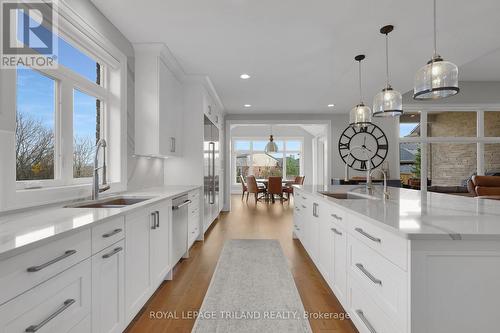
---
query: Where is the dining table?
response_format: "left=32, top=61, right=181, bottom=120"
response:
left=256, top=179, right=295, bottom=187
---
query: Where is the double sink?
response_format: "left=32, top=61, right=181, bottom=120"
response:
left=65, top=196, right=153, bottom=209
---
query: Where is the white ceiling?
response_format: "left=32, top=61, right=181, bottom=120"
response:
left=230, top=124, right=327, bottom=137
left=92, top=0, right=500, bottom=114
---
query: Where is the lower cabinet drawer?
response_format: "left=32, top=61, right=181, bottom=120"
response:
left=0, top=258, right=91, bottom=333
left=348, top=235, right=408, bottom=329
left=91, top=217, right=125, bottom=255
left=348, top=276, right=400, bottom=333
left=348, top=213, right=408, bottom=270
left=0, top=229, right=91, bottom=305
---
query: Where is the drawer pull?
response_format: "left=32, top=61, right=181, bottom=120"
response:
left=356, top=263, right=382, bottom=285
left=27, top=250, right=77, bottom=272
left=355, top=310, right=377, bottom=333
left=331, top=228, right=342, bottom=235
left=102, top=228, right=122, bottom=238
left=301, top=196, right=307, bottom=200
left=355, top=228, right=381, bottom=243
left=301, top=204, right=306, bottom=209
left=25, top=298, right=75, bottom=332
left=331, top=213, right=342, bottom=220
left=102, top=246, right=123, bottom=259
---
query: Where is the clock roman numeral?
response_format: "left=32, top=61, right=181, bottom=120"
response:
left=360, top=160, right=367, bottom=170
left=378, top=144, right=388, bottom=150
left=339, top=143, right=349, bottom=150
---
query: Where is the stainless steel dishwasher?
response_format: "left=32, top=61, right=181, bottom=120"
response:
left=172, top=195, right=191, bottom=265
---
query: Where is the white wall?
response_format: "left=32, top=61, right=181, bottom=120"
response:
left=229, top=125, right=315, bottom=192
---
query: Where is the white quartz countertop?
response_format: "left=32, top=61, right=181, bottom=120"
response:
left=0, top=185, right=201, bottom=259
left=295, top=185, right=500, bottom=240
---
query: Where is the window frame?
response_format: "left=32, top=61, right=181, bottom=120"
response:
left=0, top=1, right=128, bottom=211
left=399, top=109, right=500, bottom=188
left=232, top=137, right=304, bottom=185
left=15, top=41, right=108, bottom=189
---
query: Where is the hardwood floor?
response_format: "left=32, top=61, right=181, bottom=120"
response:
left=125, top=195, right=358, bottom=333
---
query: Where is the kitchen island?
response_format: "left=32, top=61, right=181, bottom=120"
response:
left=293, top=185, right=500, bottom=333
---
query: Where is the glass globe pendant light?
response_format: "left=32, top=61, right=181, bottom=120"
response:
left=373, top=25, right=403, bottom=117
left=413, top=0, right=459, bottom=100
left=349, top=55, right=372, bottom=129
left=265, top=125, right=278, bottom=153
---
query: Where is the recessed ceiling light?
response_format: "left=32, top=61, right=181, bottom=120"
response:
left=244, top=104, right=252, bottom=108
left=240, top=74, right=251, bottom=79
left=327, top=104, right=335, bottom=108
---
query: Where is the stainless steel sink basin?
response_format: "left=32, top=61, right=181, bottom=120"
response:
left=320, top=192, right=364, bottom=199
left=65, top=196, right=153, bottom=209
left=319, top=192, right=380, bottom=200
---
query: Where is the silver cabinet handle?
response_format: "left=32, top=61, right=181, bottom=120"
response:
left=25, top=299, right=75, bottom=332
left=331, top=228, right=342, bottom=235
left=355, top=309, right=377, bottom=333
left=155, top=211, right=160, bottom=228
left=170, top=137, right=176, bottom=152
left=173, top=199, right=192, bottom=210
left=301, top=204, right=306, bottom=209
left=151, top=211, right=157, bottom=230
left=27, top=250, right=77, bottom=272
left=102, top=228, right=122, bottom=238
left=102, top=246, right=123, bottom=259
left=331, top=213, right=342, bottom=220
left=355, top=228, right=381, bottom=243
left=301, top=196, right=307, bottom=200
left=356, top=263, right=382, bottom=285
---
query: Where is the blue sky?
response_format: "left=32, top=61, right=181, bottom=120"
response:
left=400, top=123, right=419, bottom=137
left=17, top=32, right=99, bottom=140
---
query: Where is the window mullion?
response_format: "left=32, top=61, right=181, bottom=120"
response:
left=59, top=80, right=74, bottom=185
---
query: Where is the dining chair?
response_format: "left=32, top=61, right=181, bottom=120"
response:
left=239, top=175, right=248, bottom=200
left=268, top=176, right=283, bottom=203
left=246, top=175, right=267, bottom=203
left=282, top=176, right=305, bottom=200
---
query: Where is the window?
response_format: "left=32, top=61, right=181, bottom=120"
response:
left=15, top=31, right=108, bottom=188
left=233, top=139, right=303, bottom=184
left=16, top=68, right=56, bottom=181
left=73, top=90, right=101, bottom=178
left=399, top=110, right=500, bottom=192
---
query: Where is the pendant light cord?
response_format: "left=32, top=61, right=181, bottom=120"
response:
left=358, top=61, right=363, bottom=103
left=433, top=0, right=437, bottom=58
left=385, top=33, right=390, bottom=88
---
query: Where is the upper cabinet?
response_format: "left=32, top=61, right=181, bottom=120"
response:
left=134, top=44, right=183, bottom=157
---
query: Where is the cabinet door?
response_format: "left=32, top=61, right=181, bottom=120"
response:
left=149, top=201, right=171, bottom=288
left=318, top=212, right=332, bottom=281
left=124, top=210, right=151, bottom=321
left=331, top=223, right=347, bottom=304
left=159, top=58, right=182, bottom=157
left=92, top=240, right=125, bottom=333
left=309, top=202, right=321, bottom=263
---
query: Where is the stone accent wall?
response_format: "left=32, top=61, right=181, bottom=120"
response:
left=484, top=112, right=500, bottom=174
left=427, top=112, right=500, bottom=186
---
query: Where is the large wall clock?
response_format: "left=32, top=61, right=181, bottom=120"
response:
left=338, top=123, right=388, bottom=171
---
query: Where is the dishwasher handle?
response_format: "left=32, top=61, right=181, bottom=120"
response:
left=172, top=199, right=192, bottom=210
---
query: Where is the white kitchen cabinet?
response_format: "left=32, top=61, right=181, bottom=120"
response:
left=149, top=201, right=172, bottom=289
left=188, top=193, right=200, bottom=248
left=330, top=221, right=347, bottom=306
left=124, top=209, right=151, bottom=321
left=92, top=240, right=125, bottom=333
left=0, top=259, right=91, bottom=333
left=318, top=202, right=332, bottom=278
left=125, top=200, right=172, bottom=321
left=134, top=43, right=183, bottom=157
